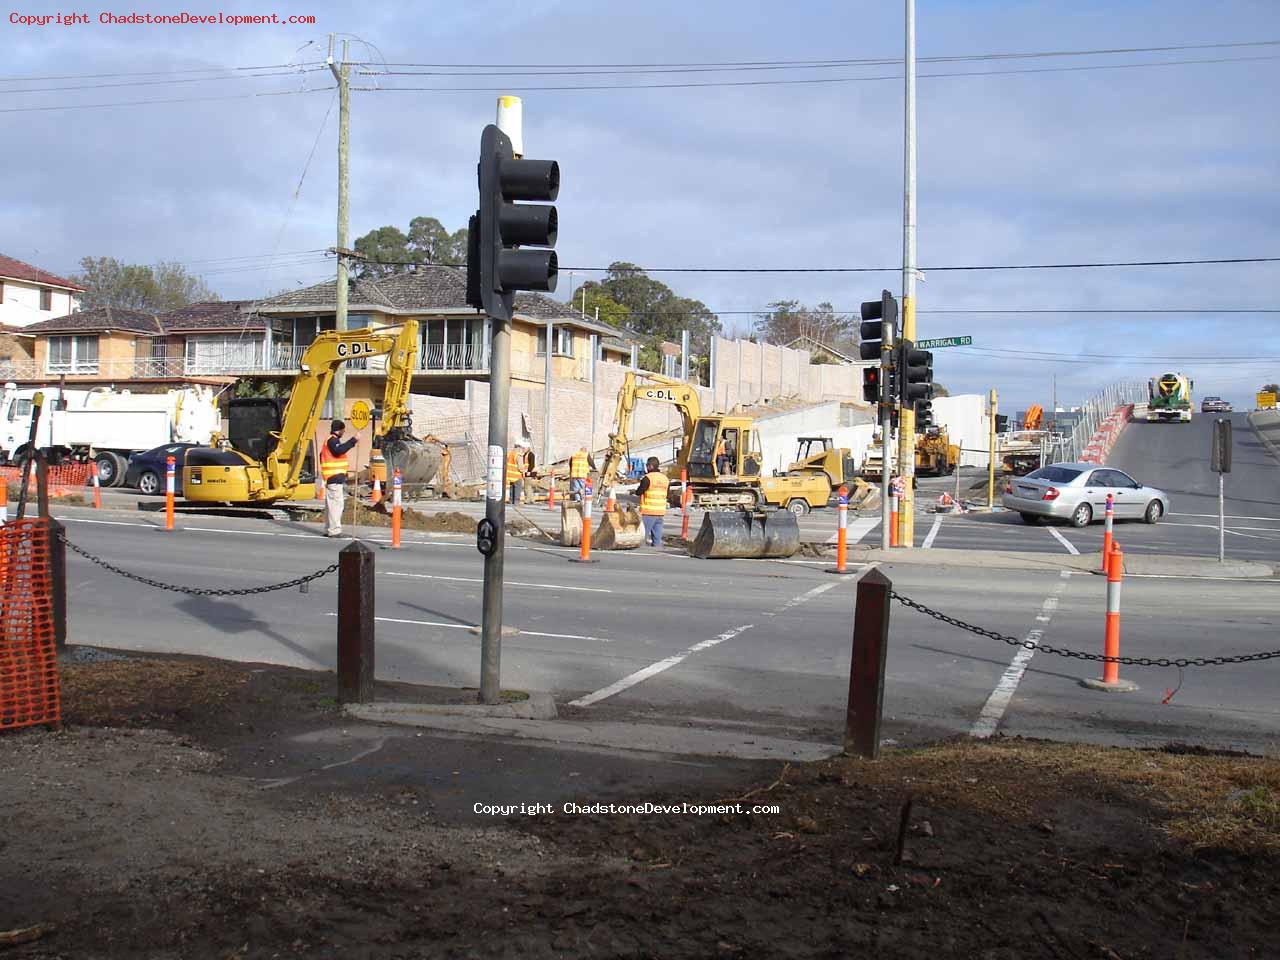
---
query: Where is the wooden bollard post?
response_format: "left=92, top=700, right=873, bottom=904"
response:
left=845, top=567, right=891, bottom=759
left=47, top=516, right=67, bottom=652
left=337, top=540, right=375, bottom=703
left=35, top=453, right=50, bottom=519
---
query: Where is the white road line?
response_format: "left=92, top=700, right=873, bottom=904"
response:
left=385, top=571, right=612, bottom=594
left=922, top=516, right=942, bottom=549
left=971, top=570, right=1072, bottom=739
left=568, top=623, right=755, bottom=708
left=1172, top=512, right=1280, bottom=522
left=1047, top=527, right=1079, bottom=555
left=848, top=517, right=881, bottom=544
left=1161, top=522, right=1280, bottom=542
left=62, top=517, right=151, bottom=528
left=767, top=580, right=841, bottom=617
left=324, top=612, right=613, bottom=642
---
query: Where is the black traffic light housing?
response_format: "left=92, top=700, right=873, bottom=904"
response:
left=897, top=338, right=934, bottom=407
left=915, top=399, right=934, bottom=432
left=466, top=124, right=559, bottom=322
left=859, top=289, right=899, bottom=407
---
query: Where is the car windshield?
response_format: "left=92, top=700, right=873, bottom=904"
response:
left=1026, top=466, right=1083, bottom=483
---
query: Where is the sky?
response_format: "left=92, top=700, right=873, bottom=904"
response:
left=3, top=0, right=1278, bottom=410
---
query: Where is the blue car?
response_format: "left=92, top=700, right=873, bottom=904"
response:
left=125, top=443, right=198, bottom=496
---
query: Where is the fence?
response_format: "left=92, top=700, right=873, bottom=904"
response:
left=0, top=518, right=60, bottom=731
left=1058, top=382, right=1146, bottom=463
left=1, top=462, right=91, bottom=495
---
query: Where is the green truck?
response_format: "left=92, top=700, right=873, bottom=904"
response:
left=1147, top=372, right=1193, bottom=422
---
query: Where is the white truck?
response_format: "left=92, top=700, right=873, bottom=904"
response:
left=0, top=383, right=221, bottom=486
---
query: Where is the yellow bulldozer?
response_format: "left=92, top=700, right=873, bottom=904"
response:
left=183, top=321, right=444, bottom=504
left=573, top=371, right=802, bottom=558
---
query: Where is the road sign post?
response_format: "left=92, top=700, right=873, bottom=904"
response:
left=1211, top=418, right=1232, bottom=562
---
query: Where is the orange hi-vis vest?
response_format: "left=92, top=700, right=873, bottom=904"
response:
left=320, top=434, right=348, bottom=480
left=570, top=450, right=590, bottom=479
left=640, top=471, right=670, bottom=516
left=506, top=450, right=522, bottom=484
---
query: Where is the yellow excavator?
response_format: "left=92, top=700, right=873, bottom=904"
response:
left=183, top=322, right=442, bottom=504
left=584, top=370, right=801, bottom=558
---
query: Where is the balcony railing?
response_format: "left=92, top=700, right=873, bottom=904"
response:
left=421, top=343, right=485, bottom=371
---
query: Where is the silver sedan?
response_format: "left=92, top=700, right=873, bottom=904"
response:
left=1002, top=462, right=1170, bottom=527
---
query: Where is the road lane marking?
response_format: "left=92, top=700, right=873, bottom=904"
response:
left=1047, top=527, right=1079, bottom=555
left=567, top=624, right=755, bottom=707
left=570, top=577, right=854, bottom=707
left=829, top=517, right=881, bottom=545
left=1172, top=512, right=1280, bottom=522
left=385, top=571, right=612, bottom=594
left=62, top=517, right=152, bottom=528
left=971, top=570, right=1072, bottom=739
left=324, top=612, right=613, bottom=643
left=922, top=516, right=942, bottom=549
left=1161, top=522, right=1280, bottom=541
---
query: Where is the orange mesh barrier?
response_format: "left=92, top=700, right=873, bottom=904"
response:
left=0, top=462, right=92, bottom=495
left=0, top=518, right=61, bottom=732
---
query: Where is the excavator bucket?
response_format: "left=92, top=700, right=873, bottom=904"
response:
left=592, top=506, right=644, bottom=550
left=381, top=438, right=443, bottom=487
left=689, top=510, right=802, bottom=560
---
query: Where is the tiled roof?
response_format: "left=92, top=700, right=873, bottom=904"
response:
left=19, top=306, right=162, bottom=336
left=156, top=300, right=260, bottom=332
left=256, top=265, right=626, bottom=336
left=0, top=255, right=84, bottom=291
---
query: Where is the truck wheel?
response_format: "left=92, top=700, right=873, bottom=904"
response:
left=786, top=498, right=810, bottom=516
left=95, top=451, right=121, bottom=487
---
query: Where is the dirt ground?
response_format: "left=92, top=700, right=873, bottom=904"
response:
left=2, top=651, right=1277, bottom=959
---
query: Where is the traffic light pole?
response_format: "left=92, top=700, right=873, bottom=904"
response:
left=479, top=316, right=510, bottom=704
left=879, top=337, right=892, bottom=552
left=897, top=0, right=918, bottom=548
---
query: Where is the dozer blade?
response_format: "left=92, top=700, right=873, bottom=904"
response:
left=560, top=502, right=583, bottom=547
left=592, top=506, right=644, bottom=550
left=689, top=510, right=801, bottom=560
left=381, top=438, right=443, bottom=487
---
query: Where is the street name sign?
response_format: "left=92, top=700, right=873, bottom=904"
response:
left=916, top=336, right=972, bottom=349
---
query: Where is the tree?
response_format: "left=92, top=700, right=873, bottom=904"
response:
left=570, top=262, right=721, bottom=368
left=754, top=300, right=854, bottom=354
left=932, top=383, right=950, bottom=398
left=353, top=217, right=469, bottom=277
left=1262, top=383, right=1279, bottom=395
left=73, top=257, right=218, bottom=312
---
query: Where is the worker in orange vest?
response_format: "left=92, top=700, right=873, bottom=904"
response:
left=569, top=445, right=595, bottom=501
left=319, top=419, right=357, bottom=537
left=506, top=446, right=524, bottom=505
left=635, top=456, right=670, bottom=548
left=713, top=435, right=730, bottom=476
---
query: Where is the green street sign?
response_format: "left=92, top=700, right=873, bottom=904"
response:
left=917, top=335, right=972, bottom=349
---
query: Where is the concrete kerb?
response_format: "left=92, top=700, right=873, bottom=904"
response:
left=846, top=545, right=1274, bottom=579
left=1248, top=410, right=1280, bottom=463
left=346, top=691, right=558, bottom=723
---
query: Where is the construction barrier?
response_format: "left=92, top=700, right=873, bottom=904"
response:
left=165, top=456, right=176, bottom=532
left=391, top=469, right=402, bottom=549
left=1101, top=493, right=1114, bottom=570
left=680, top=468, right=691, bottom=541
left=371, top=474, right=382, bottom=506
left=827, top=485, right=854, bottom=576
left=0, top=462, right=91, bottom=497
left=572, top=487, right=598, bottom=564
left=91, top=461, right=102, bottom=509
left=0, top=518, right=61, bottom=732
left=1080, top=542, right=1138, bottom=693
left=890, top=494, right=900, bottom=548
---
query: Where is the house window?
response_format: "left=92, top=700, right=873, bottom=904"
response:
left=184, top=334, right=261, bottom=373
left=40, top=289, right=52, bottom=311
left=47, top=335, right=99, bottom=374
left=535, top=326, right=574, bottom=357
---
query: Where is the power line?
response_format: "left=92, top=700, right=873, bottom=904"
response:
left=0, top=86, right=332, bottom=114
left=358, top=39, right=1280, bottom=71
left=1, top=65, right=327, bottom=96
left=357, top=53, right=1280, bottom=93
left=0, top=60, right=326, bottom=82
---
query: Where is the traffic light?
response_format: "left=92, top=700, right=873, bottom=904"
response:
left=915, top=399, right=934, bottom=432
left=466, top=124, right=559, bottom=322
left=862, top=366, right=881, bottom=403
left=897, top=338, right=934, bottom=407
left=860, top=289, right=899, bottom=408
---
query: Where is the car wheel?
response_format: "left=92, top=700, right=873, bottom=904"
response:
left=786, top=498, right=810, bottom=516
left=138, top=470, right=161, bottom=496
left=95, top=452, right=120, bottom=486
left=1144, top=500, right=1163, bottom=525
left=1071, top=502, right=1093, bottom=528
left=1019, top=512, right=1041, bottom=525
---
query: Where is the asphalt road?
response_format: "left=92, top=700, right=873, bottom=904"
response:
left=54, top=506, right=1280, bottom=754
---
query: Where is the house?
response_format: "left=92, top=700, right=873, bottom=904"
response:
left=0, top=255, right=84, bottom=330
left=784, top=335, right=857, bottom=365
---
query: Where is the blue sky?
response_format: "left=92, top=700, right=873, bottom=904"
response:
left=3, top=0, right=1278, bottom=409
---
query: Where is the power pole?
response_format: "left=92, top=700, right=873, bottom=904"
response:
left=987, top=388, right=998, bottom=507
left=897, top=0, right=919, bottom=547
left=328, top=35, right=351, bottom=419
left=543, top=318, right=553, bottom=467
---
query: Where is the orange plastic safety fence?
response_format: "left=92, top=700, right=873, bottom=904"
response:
left=0, top=462, right=92, bottom=494
left=0, top=518, right=61, bottom=732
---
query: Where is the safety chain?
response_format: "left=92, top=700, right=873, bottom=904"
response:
left=889, top=590, right=1280, bottom=669
left=59, top=533, right=340, bottom=598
